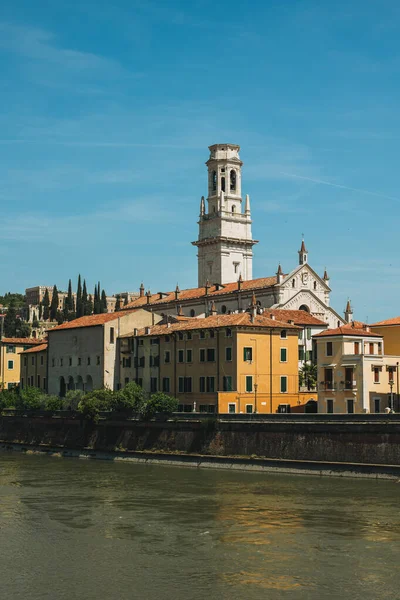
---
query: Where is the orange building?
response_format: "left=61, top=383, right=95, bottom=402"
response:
left=0, top=337, right=45, bottom=390
left=120, top=306, right=301, bottom=414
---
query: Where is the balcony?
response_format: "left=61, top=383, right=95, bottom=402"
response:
left=319, top=381, right=335, bottom=392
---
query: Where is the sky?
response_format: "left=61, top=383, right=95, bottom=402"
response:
left=0, top=0, right=399, bottom=322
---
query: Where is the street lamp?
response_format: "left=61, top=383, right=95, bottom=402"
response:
left=254, top=383, right=258, bottom=414
left=389, top=380, right=394, bottom=411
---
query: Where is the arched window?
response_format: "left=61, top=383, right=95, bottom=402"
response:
left=292, top=279, right=295, bottom=288
left=221, top=177, right=225, bottom=192
left=299, top=304, right=310, bottom=313
left=190, top=309, right=195, bottom=317
left=212, top=171, right=217, bottom=191
left=231, top=205, right=236, bottom=213
left=230, top=170, right=236, bottom=191
left=221, top=305, right=227, bottom=314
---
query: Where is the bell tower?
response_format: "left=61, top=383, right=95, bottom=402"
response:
left=192, top=144, right=257, bottom=287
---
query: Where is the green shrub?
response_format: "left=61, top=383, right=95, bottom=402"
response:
left=112, top=382, right=146, bottom=413
left=140, top=393, right=178, bottom=421
left=0, top=389, right=19, bottom=410
left=18, top=387, right=44, bottom=410
left=43, top=395, right=63, bottom=411
left=77, top=387, right=114, bottom=421
left=63, top=389, right=85, bottom=411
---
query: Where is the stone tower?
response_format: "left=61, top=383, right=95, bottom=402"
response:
left=192, top=144, right=257, bottom=287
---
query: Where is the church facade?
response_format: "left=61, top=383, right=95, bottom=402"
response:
left=124, top=143, right=345, bottom=330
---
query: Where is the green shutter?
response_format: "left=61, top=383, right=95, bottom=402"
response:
left=246, top=376, right=253, bottom=392
left=280, top=377, right=287, bottom=393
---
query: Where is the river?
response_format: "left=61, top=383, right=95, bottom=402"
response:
left=0, top=453, right=399, bottom=600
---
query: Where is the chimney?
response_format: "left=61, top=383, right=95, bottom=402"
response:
left=133, top=328, right=138, bottom=336
left=210, top=301, right=217, bottom=316
left=167, top=322, right=171, bottom=328
left=238, top=273, right=243, bottom=291
left=177, top=305, right=183, bottom=316
left=139, top=283, right=145, bottom=298
left=251, top=292, right=257, bottom=320
left=288, top=320, right=294, bottom=325
left=205, top=279, right=210, bottom=296
left=270, top=313, right=276, bottom=320
left=175, top=284, right=180, bottom=300
left=146, top=290, right=151, bottom=304
left=145, top=326, right=151, bottom=335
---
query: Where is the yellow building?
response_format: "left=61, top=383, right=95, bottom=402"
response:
left=314, top=324, right=400, bottom=413
left=370, top=317, right=400, bottom=355
left=20, top=343, right=48, bottom=392
left=120, top=310, right=301, bottom=414
left=0, top=337, right=45, bottom=390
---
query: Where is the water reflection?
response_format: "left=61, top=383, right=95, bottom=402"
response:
left=0, top=453, right=400, bottom=600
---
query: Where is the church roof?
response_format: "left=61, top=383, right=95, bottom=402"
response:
left=370, top=316, right=400, bottom=327
left=267, top=309, right=326, bottom=326
left=122, top=276, right=279, bottom=310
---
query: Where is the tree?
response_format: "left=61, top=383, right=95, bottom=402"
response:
left=86, top=294, right=94, bottom=315
left=32, top=311, right=39, bottom=329
left=3, top=299, right=18, bottom=337
left=93, top=284, right=100, bottom=315
left=16, top=320, right=31, bottom=338
left=76, top=275, right=83, bottom=318
left=50, top=285, right=59, bottom=321
left=38, top=302, right=43, bottom=320
left=42, top=289, right=50, bottom=321
left=100, top=289, right=107, bottom=313
left=123, top=295, right=129, bottom=307
left=56, top=310, right=64, bottom=325
left=66, top=279, right=74, bottom=312
left=82, top=279, right=89, bottom=316
left=140, top=393, right=178, bottom=421
left=299, top=363, right=318, bottom=391
left=112, top=382, right=146, bottom=413
left=114, top=295, right=121, bottom=312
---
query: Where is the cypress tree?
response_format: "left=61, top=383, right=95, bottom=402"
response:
left=3, top=299, right=17, bottom=337
left=82, top=280, right=88, bottom=316
left=76, top=275, right=83, bottom=318
left=50, top=285, right=59, bottom=321
left=114, top=295, right=121, bottom=312
left=93, top=285, right=99, bottom=315
left=101, top=290, right=107, bottom=313
left=86, top=294, right=94, bottom=315
left=42, top=289, right=50, bottom=321
left=66, top=279, right=74, bottom=311
left=123, top=295, right=129, bottom=307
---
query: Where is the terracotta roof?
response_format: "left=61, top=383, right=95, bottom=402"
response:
left=122, top=276, right=279, bottom=310
left=314, top=325, right=381, bottom=338
left=48, top=310, right=140, bottom=332
left=133, top=313, right=300, bottom=337
left=21, top=343, right=48, bottom=354
left=267, top=309, right=326, bottom=326
left=1, top=337, right=44, bottom=345
left=370, top=316, right=400, bottom=327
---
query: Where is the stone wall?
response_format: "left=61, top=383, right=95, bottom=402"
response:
left=1, top=416, right=400, bottom=466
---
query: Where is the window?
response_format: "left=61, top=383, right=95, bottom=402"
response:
left=223, top=376, right=233, bottom=391
left=187, top=332, right=192, bottom=340
left=199, top=404, right=208, bottom=413
left=78, top=357, right=81, bottom=366
left=354, top=342, right=360, bottom=355
left=179, top=377, right=192, bottom=393
left=200, top=330, right=206, bottom=339
left=292, top=279, right=295, bottom=288
left=60, top=358, right=63, bottom=367
left=345, top=368, right=353, bottom=389
left=150, top=378, right=158, bottom=393
left=374, top=367, right=380, bottom=383
left=228, top=403, right=236, bottom=414
left=199, top=349, right=205, bottom=362
left=388, top=367, right=395, bottom=382
left=313, top=281, right=317, bottom=290
left=230, top=169, right=236, bottom=191
left=326, top=341, right=333, bottom=356
left=165, top=335, right=170, bottom=343
left=245, top=376, right=253, bottom=392
left=136, top=378, right=143, bottom=387
left=307, top=328, right=311, bottom=340
left=164, top=351, right=171, bottom=364
left=206, top=377, right=215, bottom=393
left=347, top=399, right=354, bottom=414
left=110, top=327, right=115, bottom=344
left=138, top=339, right=144, bottom=346
left=186, top=349, right=192, bottom=363
left=226, top=328, right=232, bottom=337
left=298, top=346, right=304, bottom=361
left=280, top=330, right=287, bottom=339
left=327, top=399, right=334, bottom=414
left=52, top=358, right=55, bottom=367
left=374, top=398, right=380, bottom=413
left=122, top=357, right=132, bottom=368
left=199, top=377, right=205, bottom=393
left=212, top=170, right=217, bottom=191
left=207, top=348, right=215, bottom=362
left=280, top=348, right=287, bottom=362
left=7, top=360, right=13, bottom=370
left=190, top=310, right=195, bottom=317
left=87, top=357, right=91, bottom=366
left=280, top=376, right=288, bottom=393
left=298, top=331, right=303, bottom=340
left=162, top=377, right=170, bottom=393
left=96, top=356, right=100, bottom=365
left=243, top=347, right=253, bottom=361
left=225, top=347, right=232, bottom=361
left=221, top=305, right=227, bottom=314
left=178, top=350, right=184, bottom=363
left=6, top=345, right=15, bottom=354
left=209, top=330, right=215, bottom=338
left=23, top=357, right=27, bottom=367
left=369, top=343, right=374, bottom=355
left=221, top=176, right=225, bottom=192
left=150, top=338, right=160, bottom=345
left=324, top=368, right=333, bottom=390
left=178, top=332, right=184, bottom=341
left=125, top=377, right=129, bottom=385
left=378, top=342, right=382, bottom=355
left=246, top=404, right=253, bottom=414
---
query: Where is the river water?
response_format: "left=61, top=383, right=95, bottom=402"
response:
left=0, top=454, right=400, bottom=600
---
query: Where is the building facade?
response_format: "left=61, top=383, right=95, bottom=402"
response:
left=315, top=324, right=400, bottom=413
left=119, top=311, right=301, bottom=413
left=20, top=343, right=48, bottom=391
left=0, top=337, right=45, bottom=390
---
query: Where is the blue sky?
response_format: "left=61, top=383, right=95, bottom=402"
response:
left=0, top=0, right=399, bottom=322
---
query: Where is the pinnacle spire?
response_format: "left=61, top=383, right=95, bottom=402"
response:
left=245, top=194, right=251, bottom=214
left=323, top=268, right=329, bottom=280
left=277, top=263, right=283, bottom=275
left=200, top=196, right=205, bottom=217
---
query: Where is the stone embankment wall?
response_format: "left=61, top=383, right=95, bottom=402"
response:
left=1, top=415, right=400, bottom=466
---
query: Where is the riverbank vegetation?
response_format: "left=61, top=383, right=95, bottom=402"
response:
left=0, top=383, right=178, bottom=422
